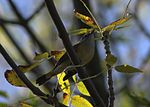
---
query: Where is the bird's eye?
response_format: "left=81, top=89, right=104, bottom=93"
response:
left=125, top=12, right=133, bottom=18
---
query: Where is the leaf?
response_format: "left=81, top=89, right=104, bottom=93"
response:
left=102, top=16, right=132, bottom=32
left=70, top=28, right=93, bottom=36
left=33, top=52, right=50, bottom=60
left=73, top=76, right=90, bottom=96
left=51, top=50, right=65, bottom=61
left=4, top=62, right=41, bottom=87
left=105, top=54, right=117, bottom=66
left=0, top=90, right=8, bottom=98
left=74, top=10, right=97, bottom=28
left=63, top=93, right=69, bottom=106
left=5, top=70, right=26, bottom=87
left=115, top=64, right=143, bottom=73
left=57, top=72, right=70, bottom=94
left=63, top=94, right=93, bottom=107
left=20, top=102, right=32, bottom=107
left=114, top=25, right=129, bottom=31
left=71, top=95, right=93, bottom=107
left=76, top=81, right=90, bottom=96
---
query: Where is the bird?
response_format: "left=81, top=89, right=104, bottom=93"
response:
left=36, top=32, right=96, bottom=86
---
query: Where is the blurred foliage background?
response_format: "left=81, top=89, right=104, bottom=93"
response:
left=0, top=0, right=150, bottom=107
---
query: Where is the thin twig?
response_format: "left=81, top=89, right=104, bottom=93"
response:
left=27, top=2, right=45, bottom=22
left=8, top=0, right=48, bottom=52
left=0, top=44, right=49, bottom=104
left=0, top=23, right=30, bottom=63
left=0, top=44, right=67, bottom=107
left=45, top=0, right=106, bottom=107
left=0, top=18, right=21, bottom=25
left=102, top=31, right=115, bottom=107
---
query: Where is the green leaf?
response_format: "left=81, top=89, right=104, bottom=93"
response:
left=70, top=28, right=93, bottom=36
left=73, top=76, right=90, bottom=96
left=106, top=54, right=117, bottom=66
left=0, top=90, right=8, bottom=98
left=115, top=64, right=143, bottom=73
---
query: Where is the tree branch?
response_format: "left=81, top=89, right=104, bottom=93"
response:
left=102, top=31, right=115, bottom=107
left=27, top=2, right=45, bottom=22
left=0, top=44, right=48, bottom=104
left=73, top=0, right=108, bottom=105
left=8, top=0, right=48, bottom=52
left=0, top=44, right=67, bottom=107
left=0, top=23, right=30, bottom=63
left=0, top=18, right=20, bottom=25
left=44, top=0, right=106, bottom=106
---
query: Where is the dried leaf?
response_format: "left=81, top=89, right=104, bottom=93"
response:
left=102, top=16, right=132, bottom=32
left=106, top=54, right=117, bottom=66
left=51, top=50, right=65, bottom=61
left=5, top=70, right=26, bottom=87
left=63, top=93, right=69, bottom=106
left=115, top=64, right=143, bottom=73
left=74, top=10, right=97, bottom=28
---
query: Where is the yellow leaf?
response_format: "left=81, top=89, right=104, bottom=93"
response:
left=51, top=50, right=65, bottom=61
left=63, top=94, right=93, bottom=107
left=63, top=93, right=70, bottom=106
left=71, top=95, right=93, bottom=107
left=57, top=72, right=70, bottom=94
left=33, top=52, right=50, bottom=61
left=73, top=76, right=90, bottom=96
left=102, top=16, right=132, bottom=32
left=4, top=70, right=26, bottom=87
left=20, top=102, right=32, bottom=107
left=76, top=81, right=90, bottom=96
left=4, top=62, right=41, bottom=87
left=70, top=28, right=93, bottom=36
left=74, top=10, right=97, bottom=28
